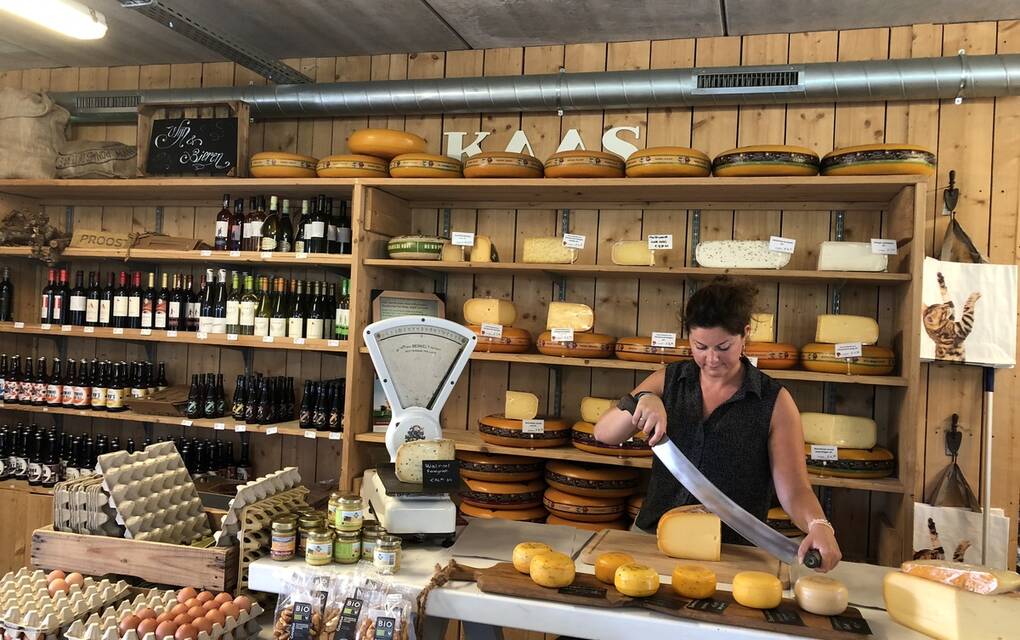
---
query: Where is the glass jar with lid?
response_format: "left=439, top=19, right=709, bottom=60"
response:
left=326, top=492, right=341, bottom=529
left=305, top=528, right=333, bottom=566
left=270, top=517, right=297, bottom=561
left=336, top=494, right=364, bottom=532
left=333, top=530, right=362, bottom=564
left=361, top=524, right=385, bottom=561
left=373, top=535, right=401, bottom=574
left=296, top=514, right=324, bottom=557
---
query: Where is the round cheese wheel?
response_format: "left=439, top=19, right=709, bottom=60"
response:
left=671, top=564, right=717, bottom=600
left=821, top=143, right=936, bottom=176
left=712, top=145, right=820, bottom=177
left=387, top=235, right=445, bottom=260
left=614, top=563, right=660, bottom=597
left=800, top=343, right=896, bottom=375
left=460, top=502, right=548, bottom=524
left=530, top=551, right=575, bottom=588
left=478, top=414, right=571, bottom=448
left=594, top=552, right=635, bottom=585
left=249, top=151, right=318, bottom=178
left=794, top=575, right=849, bottom=616
left=542, top=487, right=626, bottom=523
left=732, top=571, right=783, bottom=609
left=512, top=542, right=553, bottom=574
left=544, top=150, right=625, bottom=178
left=348, top=128, right=427, bottom=159
left=544, top=461, right=640, bottom=498
left=464, top=152, right=544, bottom=178
left=457, top=451, right=545, bottom=482
left=536, top=331, right=616, bottom=358
left=571, top=421, right=651, bottom=458
left=625, top=146, right=711, bottom=178
left=627, top=494, right=644, bottom=519
left=389, top=153, right=463, bottom=178
left=459, top=477, right=546, bottom=510
left=766, top=507, right=801, bottom=537
left=614, top=336, right=692, bottom=363
left=545, top=513, right=628, bottom=531
left=466, top=324, right=531, bottom=353
left=315, top=154, right=389, bottom=178
left=744, top=342, right=799, bottom=370
left=804, top=445, right=895, bottom=479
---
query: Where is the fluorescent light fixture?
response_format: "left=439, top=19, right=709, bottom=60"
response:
left=0, top=0, right=108, bottom=40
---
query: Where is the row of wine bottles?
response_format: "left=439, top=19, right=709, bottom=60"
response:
left=0, top=355, right=168, bottom=411
left=298, top=379, right=345, bottom=432
left=187, top=372, right=300, bottom=426
left=212, top=194, right=351, bottom=255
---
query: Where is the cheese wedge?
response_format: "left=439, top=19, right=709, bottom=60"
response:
left=611, top=240, right=656, bottom=266
left=899, top=560, right=1020, bottom=595
left=732, top=571, right=783, bottom=609
left=441, top=244, right=466, bottom=262
left=695, top=240, right=791, bottom=269
left=817, top=241, right=889, bottom=272
left=505, top=391, right=540, bottom=421
left=749, top=313, right=775, bottom=342
left=546, top=302, right=594, bottom=332
left=464, top=298, right=517, bottom=326
left=580, top=396, right=614, bottom=423
left=657, top=505, right=721, bottom=562
left=801, top=412, right=878, bottom=449
left=394, top=438, right=455, bottom=483
left=815, top=314, right=880, bottom=345
left=795, top=575, right=848, bottom=616
left=470, top=235, right=496, bottom=262
left=523, top=237, right=578, bottom=264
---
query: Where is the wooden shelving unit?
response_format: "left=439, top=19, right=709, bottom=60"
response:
left=0, top=247, right=353, bottom=268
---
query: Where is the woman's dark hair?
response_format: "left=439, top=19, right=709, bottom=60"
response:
left=683, top=277, right=757, bottom=336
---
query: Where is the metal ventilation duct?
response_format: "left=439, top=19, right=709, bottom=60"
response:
left=50, top=53, right=1020, bottom=123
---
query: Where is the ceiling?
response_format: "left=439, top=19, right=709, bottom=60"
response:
left=1, top=0, right=1018, bottom=72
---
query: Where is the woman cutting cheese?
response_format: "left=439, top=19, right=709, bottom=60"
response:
left=594, top=278, right=842, bottom=572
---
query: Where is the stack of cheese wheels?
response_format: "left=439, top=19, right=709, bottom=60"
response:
left=457, top=451, right=548, bottom=522
left=536, top=302, right=616, bottom=359
left=316, top=154, right=389, bottom=178
left=624, top=146, right=711, bottom=178
left=802, top=411, right=895, bottom=479
left=544, top=150, right=625, bottom=178
left=743, top=312, right=798, bottom=370
left=462, top=297, right=530, bottom=353
left=249, top=151, right=318, bottom=178
left=345, top=128, right=463, bottom=178
left=542, top=461, right=640, bottom=532
left=801, top=314, right=896, bottom=375
left=464, top=151, right=544, bottom=178
left=820, top=143, right=936, bottom=176
left=766, top=507, right=802, bottom=538
left=478, top=390, right=571, bottom=449
left=711, top=145, right=820, bottom=177
left=615, top=336, right=692, bottom=364
left=571, top=396, right=651, bottom=457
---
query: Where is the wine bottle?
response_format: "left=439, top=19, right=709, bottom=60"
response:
left=214, top=373, right=226, bottom=417
left=155, top=272, right=169, bottom=329
left=69, top=270, right=86, bottom=326
left=269, top=277, right=288, bottom=338
left=203, top=373, right=218, bottom=418
left=167, top=274, right=182, bottom=331
left=255, top=377, right=271, bottom=424
left=214, top=193, right=231, bottom=250
left=19, top=357, right=32, bottom=403
left=90, top=360, right=107, bottom=411
left=198, top=268, right=215, bottom=333
left=242, top=196, right=256, bottom=252
left=185, top=274, right=200, bottom=331
left=305, top=281, right=324, bottom=339
left=328, top=380, right=344, bottom=432
left=73, top=358, right=90, bottom=408
left=286, top=376, right=296, bottom=419
left=212, top=268, right=228, bottom=334
left=228, top=198, right=244, bottom=252
left=41, top=431, right=60, bottom=487
left=156, top=362, right=169, bottom=391
left=243, top=375, right=259, bottom=424
left=85, top=271, right=100, bottom=327
left=33, top=357, right=47, bottom=406
left=238, top=274, right=257, bottom=336
left=336, top=278, right=350, bottom=340
left=337, top=199, right=352, bottom=254
left=277, top=198, right=293, bottom=252
left=61, top=359, right=75, bottom=408
left=225, top=271, right=242, bottom=334
left=325, top=282, right=336, bottom=338
left=107, top=362, right=126, bottom=412
left=260, top=195, right=279, bottom=252
left=99, top=272, right=115, bottom=327
left=305, top=195, right=326, bottom=254
left=41, top=268, right=55, bottom=323
left=231, top=374, right=246, bottom=420
left=26, top=430, right=42, bottom=486
left=141, top=272, right=156, bottom=329
left=237, top=438, right=252, bottom=481
left=127, top=272, right=143, bottom=329
left=326, top=196, right=338, bottom=254
left=254, top=275, right=271, bottom=337
left=6, top=355, right=20, bottom=404
left=293, top=199, right=309, bottom=254
left=312, top=379, right=329, bottom=431
left=0, top=266, right=13, bottom=322
left=54, top=269, right=69, bottom=325
left=288, top=280, right=305, bottom=338
left=112, top=271, right=129, bottom=329
left=45, top=358, right=62, bottom=407
left=185, top=374, right=202, bottom=418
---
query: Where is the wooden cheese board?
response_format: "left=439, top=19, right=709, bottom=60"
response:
left=448, top=561, right=872, bottom=639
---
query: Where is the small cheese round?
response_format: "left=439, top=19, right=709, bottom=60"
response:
left=594, top=552, right=634, bottom=585
left=529, top=551, right=575, bottom=588
left=512, top=542, right=553, bottom=574
left=671, top=564, right=717, bottom=600
left=614, top=563, right=660, bottom=597
left=732, top=571, right=783, bottom=609
left=794, top=575, right=849, bottom=616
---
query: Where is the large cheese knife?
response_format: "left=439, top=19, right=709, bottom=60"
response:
left=653, top=440, right=822, bottom=569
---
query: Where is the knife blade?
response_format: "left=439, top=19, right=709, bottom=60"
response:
left=653, top=439, right=821, bottom=569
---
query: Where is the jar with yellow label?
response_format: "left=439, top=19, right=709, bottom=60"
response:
left=361, top=524, right=385, bottom=561
left=333, top=530, right=361, bottom=564
left=297, top=514, right=324, bottom=558
left=326, top=492, right=341, bottom=529
left=374, top=535, right=401, bottom=575
left=336, top=494, right=364, bottom=532
left=270, top=517, right=297, bottom=561
left=305, top=528, right=333, bottom=566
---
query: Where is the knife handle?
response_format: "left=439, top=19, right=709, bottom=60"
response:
left=803, top=548, right=823, bottom=569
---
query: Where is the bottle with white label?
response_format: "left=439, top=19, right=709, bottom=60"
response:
left=239, top=274, right=258, bottom=336
left=305, top=281, right=325, bottom=339
left=112, top=271, right=130, bottom=329
left=269, top=277, right=288, bottom=337
left=214, top=193, right=231, bottom=250
left=211, top=268, right=228, bottom=334
left=288, top=280, right=305, bottom=338
left=225, top=271, right=242, bottom=334
left=127, top=271, right=143, bottom=329
left=85, top=271, right=100, bottom=327
left=154, top=272, right=169, bottom=329
left=254, top=275, right=271, bottom=337
left=68, top=270, right=87, bottom=326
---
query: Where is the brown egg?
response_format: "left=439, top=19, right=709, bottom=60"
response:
left=154, top=613, right=173, bottom=625
left=169, top=604, right=189, bottom=618
left=137, top=618, right=158, bottom=636
left=190, top=617, right=213, bottom=635
left=203, top=610, right=225, bottom=627
left=212, top=593, right=232, bottom=606
left=136, top=608, right=157, bottom=621
left=195, top=592, right=214, bottom=604
left=154, top=621, right=177, bottom=640
left=183, top=599, right=200, bottom=610
left=218, top=603, right=240, bottom=620
left=119, top=615, right=142, bottom=635
left=232, top=596, right=252, bottom=613
left=46, top=570, right=66, bottom=582
left=177, top=588, right=197, bottom=604
left=172, top=614, right=192, bottom=626
left=174, top=624, right=198, bottom=640
left=47, top=579, right=69, bottom=597
left=187, top=607, right=205, bottom=619
left=65, top=573, right=85, bottom=587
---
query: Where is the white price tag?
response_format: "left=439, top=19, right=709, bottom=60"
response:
left=181, top=419, right=193, bottom=427
left=61, top=325, right=72, bottom=332
left=196, top=332, right=208, bottom=340
left=747, top=356, right=759, bottom=367
left=522, top=419, right=545, bottom=434
left=481, top=323, right=503, bottom=338
left=260, top=251, right=272, bottom=259
left=265, top=426, right=278, bottom=435
left=41, top=323, right=52, bottom=330
left=84, top=326, right=95, bottom=333
left=550, top=328, right=574, bottom=343
left=235, top=424, right=247, bottom=432
left=112, top=327, right=124, bottom=335
left=227, top=333, right=239, bottom=341
left=14, top=322, right=24, bottom=329
left=651, top=331, right=677, bottom=348
left=296, top=252, right=308, bottom=259
left=140, top=328, right=152, bottom=336
left=870, top=238, right=898, bottom=255
left=200, top=250, right=212, bottom=257
left=810, top=445, right=839, bottom=461
left=42, top=407, right=48, bottom=412
left=327, top=339, right=340, bottom=347
left=293, top=337, right=306, bottom=345
left=213, top=422, right=225, bottom=431
left=768, top=236, right=796, bottom=254
left=647, top=234, right=673, bottom=250
left=167, top=330, right=178, bottom=338
left=262, top=336, right=274, bottom=343
left=451, top=231, right=475, bottom=247
left=834, top=342, right=863, bottom=359
left=562, top=233, right=586, bottom=250
left=304, top=430, right=317, bottom=439
left=229, top=250, right=241, bottom=257
left=329, top=432, right=342, bottom=440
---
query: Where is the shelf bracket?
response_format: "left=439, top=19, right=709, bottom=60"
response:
left=65, top=206, right=74, bottom=235
left=556, top=209, right=571, bottom=301
left=831, top=210, right=846, bottom=313
left=154, top=206, right=164, bottom=234
left=435, top=208, right=451, bottom=296
left=688, top=209, right=702, bottom=298
left=552, top=365, right=563, bottom=418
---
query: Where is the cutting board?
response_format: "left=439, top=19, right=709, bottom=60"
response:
left=580, top=528, right=790, bottom=588
left=449, top=561, right=872, bottom=640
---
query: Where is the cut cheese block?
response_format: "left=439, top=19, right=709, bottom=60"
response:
left=544, top=461, right=640, bottom=498
left=801, top=412, right=878, bottom=449
left=315, top=154, right=389, bottom=178
left=744, top=342, right=799, bottom=370
left=580, top=397, right=614, bottom=424
left=441, top=244, right=466, bottom=262
left=624, top=146, right=712, bottom=178
left=466, top=324, right=531, bottom=353
left=614, top=336, right=692, bottom=364
left=505, top=390, right=540, bottom=421
left=815, top=314, right=880, bottom=345
left=749, top=313, right=775, bottom=343
left=794, top=575, right=849, bottom=616
left=712, top=145, right=820, bottom=177
left=595, top=552, right=635, bottom=584
left=522, top=237, right=578, bottom=264
left=389, top=153, right=463, bottom=178
left=464, top=151, right=544, bottom=178
left=348, top=128, right=427, bottom=159
left=614, top=563, right=660, bottom=597
left=478, top=414, right=571, bottom=448
left=543, top=487, right=626, bottom=522
left=804, top=445, right=895, bottom=478
left=394, top=438, right=455, bottom=483
left=249, top=151, right=318, bottom=178
left=611, top=240, right=657, bottom=266
left=461, top=503, right=548, bottom=523
left=536, top=331, right=615, bottom=358
left=457, top=451, right=545, bottom=482
left=546, top=302, right=594, bottom=332
left=821, top=143, right=937, bottom=176
left=469, top=235, right=497, bottom=262
left=387, top=235, right=445, bottom=260
left=464, top=298, right=517, bottom=326
left=657, top=505, right=721, bottom=561
left=529, top=551, right=575, bottom=588
left=546, top=514, right=628, bottom=531
left=544, top=150, right=625, bottom=178
left=766, top=507, right=801, bottom=537
left=513, top=542, right=553, bottom=573
left=883, top=570, right=1020, bottom=640
left=627, top=494, right=644, bottom=519
left=800, top=343, right=896, bottom=375
left=899, top=560, right=1020, bottom=595
left=571, top=421, right=651, bottom=458
left=732, top=571, right=783, bottom=609
left=672, top=565, right=717, bottom=600
left=695, top=240, right=792, bottom=269
left=817, top=241, right=889, bottom=272
left=460, top=477, right=545, bottom=510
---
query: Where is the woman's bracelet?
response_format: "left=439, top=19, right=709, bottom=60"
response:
left=808, top=518, right=834, bottom=534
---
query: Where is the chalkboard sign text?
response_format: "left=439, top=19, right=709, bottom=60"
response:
left=146, top=117, right=237, bottom=175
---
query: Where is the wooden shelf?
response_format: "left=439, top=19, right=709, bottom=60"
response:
left=0, top=178, right=355, bottom=203
left=353, top=431, right=904, bottom=493
left=0, top=323, right=350, bottom=353
left=0, top=479, right=55, bottom=496
left=0, top=247, right=353, bottom=268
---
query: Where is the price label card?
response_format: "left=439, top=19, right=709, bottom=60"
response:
left=830, top=616, right=873, bottom=635
left=84, top=326, right=95, bottom=333
left=41, top=324, right=52, bottom=330
left=181, top=419, right=193, bottom=427
left=266, top=426, right=278, bottom=435
left=227, top=333, right=239, bottom=341
left=810, top=445, right=839, bottom=461
left=834, top=342, right=863, bottom=359
left=522, top=419, right=545, bottom=434
left=763, top=608, right=805, bottom=627
left=870, top=238, right=898, bottom=255
left=329, top=432, right=342, bottom=440
left=373, top=617, right=396, bottom=640
left=42, top=407, right=48, bottom=412
left=769, top=236, right=796, bottom=254
left=327, top=339, right=340, bottom=347
left=213, top=422, right=225, bottom=431
left=687, top=599, right=728, bottom=614
left=196, top=332, right=208, bottom=340
left=651, top=331, right=677, bottom=348
left=481, top=323, right=503, bottom=338
left=262, top=336, right=274, bottom=343
left=167, top=330, right=178, bottom=338
left=13, top=322, right=24, bottom=328
left=61, top=325, right=72, bottom=332
left=290, top=602, right=313, bottom=640
left=140, top=328, right=152, bottom=336
left=550, top=328, right=574, bottom=343
left=293, top=337, right=306, bottom=345
left=747, top=356, right=759, bottom=367
left=562, top=233, right=586, bottom=250
left=558, top=584, right=608, bottom=598
left=296, top=252, right=308, bottom=259
left=647, top=234, right=673, bottom=250
left=304, top=430, right=317, bottom=439
left=336, top=598, right=363, bottom=640
left=260, top=251, right=272, bottom=259
left=451, top=231, right=475, bottom=247
left=235, top=424, right=247, bottom=432
left=422, top=459, right=459, bottom=489
left=229, top=250, right=241, bottom=257
left=112, top=327, right=124, bottom=335
left=200, top=249, right=212, bottom=257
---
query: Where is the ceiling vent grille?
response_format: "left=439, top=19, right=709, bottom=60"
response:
left=75, top=94, right=141, bottom=111
left=694, top=69, right=801, bottom=93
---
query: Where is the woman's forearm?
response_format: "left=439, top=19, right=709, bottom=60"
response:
left=782, top=485, right=827, bottom=533
left=594, top=407, right=639, bottom=445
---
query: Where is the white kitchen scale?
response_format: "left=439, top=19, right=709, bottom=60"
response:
left=361, top=316, right=476, bottom=539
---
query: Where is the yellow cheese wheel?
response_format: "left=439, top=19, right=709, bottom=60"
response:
left=457, top=451, right=544, bottom=482
left=800, top=343, right=896, bottom=375
left=614, top=563, right=660, bottom=597
left=544, top=461, right=641, bottom=498
left=459, top=502, right=548, bottom=523
left=315, top=154, right=389, bottom=178
left=536, top=331, right=616, bottom=358
left=389, top=153, right=463, bottom=178
left=821, top=143, right=937, bottom=176
left=594, top=552, right=635, bottom=585
left=249, top=151, right=318, bottom=178
left=625, top=146, right=711, bottom=177
left=571, top=421, right=652, bottom=458
left=348, top=128, right=427, bottom=159
left=614, top=336, right=692, bottom=363
left=732, top=571, right=783, bottom=609
left=464, top=151, right=544, bottom=178
left=478, top=414, right=571, bottom=448
left=512, top=542, right=554, bottom=574
left=466, top=324, right=531, bottom=353
left=545, top=513, right=628, bottom=531
left=671, top=564, right=718, bottom=600
left=795, top=575, right=849, bottom=616
left=712, top=145, right=820, bottom=177
left=544, top=150, right=625, bottom=178
left=744, top=342, right=799, bottom=370
left=805, top=445, right=895, bottom=479
left=459, top=477, right=546, bottom=510
left=529, top=551, right=575, bottom=588
left=542, top=487, right=626, bottom=523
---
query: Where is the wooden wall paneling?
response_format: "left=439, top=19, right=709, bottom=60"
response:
left=368, top=54, right=409, bottom=132
left=329, top=56, right=370, bottom=155
left=0, top=487, right=22, bottom=572
left=74, top=68, right=109, bottom=142
left=105, top=66, right=140, bottom=145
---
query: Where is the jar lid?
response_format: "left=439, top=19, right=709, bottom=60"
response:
left=329, top=491, right=342, bottom=500
left=308, top=528, right=334, bottom=541
left=378, top=535, right=402, bottom=546
left=336, top=530, right=362, bottom=541
left=339, top=493, right=362, bottom=504
left=298, top=515, right=324, bottom=528
left=272, top=519, right=297, bottom=530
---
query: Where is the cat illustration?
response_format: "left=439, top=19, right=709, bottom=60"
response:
left=922, top=272, right=980, bottom=361
left=912, top=516, right=973, bottom=562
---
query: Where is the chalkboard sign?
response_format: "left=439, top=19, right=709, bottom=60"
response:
left=145, top=117, right=237, bottom=175
left=422, top=459, right=459, bottom=489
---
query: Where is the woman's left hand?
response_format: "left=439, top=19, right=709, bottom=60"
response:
left=798, top=523, right=842, bottom=572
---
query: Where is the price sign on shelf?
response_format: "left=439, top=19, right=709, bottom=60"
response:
left=522, top=419, right=545, bottom=434
left=834, top=342, right=863, bottom=359
left=329, top=432, right=342, bottom=440
left=304, top=430, right=317, bottom=439
left=550, top=328, right=574, bottom=343
left=213, top=422, right=226, bottom=431
left=768, top=236, right=796, bottom=254
left=266, top=426, right=278, bottom=435
left=112, top=327, right=124, bottom=335
left=84, top=326, right=95, bottom=333
left=647, top=234, right=673, bottom=250
left=451, top=231, right=475, bottom=247
left=810, top=445, right=839, bottom=461
left=167, top=330, right=178, bottom=338
left=481, top=323, right=503, bottom=338
left=871, top=238, right=898, bottom=255
left=235, top=424, right=247, bottom=432
left=651, top=332, right=677, bottom=348
left=562, top=233, right=586, bottom=250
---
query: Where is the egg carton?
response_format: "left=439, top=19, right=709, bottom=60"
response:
left=215, top=467, right=301, bottom=547
left=97, top=441, right=212, bottom=544
left=63, top=590, right=176, bottom=640
left=66, top=598, right=264, bottom=640
left=53, top=476, right=123, bottom=537
left=236, top=487, right=309, bottom=594
left=0, top=572, right=130, bottom=640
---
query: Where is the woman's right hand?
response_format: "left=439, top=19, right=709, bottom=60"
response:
left=633, top=394, right=668, bottom=445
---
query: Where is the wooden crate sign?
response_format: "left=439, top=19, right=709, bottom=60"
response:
left=136, top=100, right=249, bottom=178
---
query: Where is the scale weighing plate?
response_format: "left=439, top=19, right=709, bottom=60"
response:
left=375, top=464, right=466, bottom=497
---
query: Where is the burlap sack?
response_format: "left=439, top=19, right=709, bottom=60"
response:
left=56, top=140, right=137, bottom=179
left=0, top=87, right=69, bottom=179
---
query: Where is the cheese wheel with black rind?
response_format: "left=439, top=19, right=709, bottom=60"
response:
left=457, top=451, right=545, bottom=482
left=804, top=445, right=895, bottom=479
left=460, top=502, right=548, bottom=523
left=478, top=414, right=571, bottom=448
left=389, top=153, right=463, bottom=178
left=712, top=145, right=820, bottom=177
left=821, top=143, right=936, bottom=176
left=544, top=461, right=640, bottom=498
left=800, top=343, right=896, bottom=375
left=463, top=151, right=544, bottom=178
left=459, top=477, right=546, bottom=510
left=542, top=487, right=626, bottom=522
left=614, top=336, right=692, bottom=363
left=315, top=154, right=389, bottom=178
left=536, top=331, right=616, bottom=358
left=544, top=150, right=625, bottom=178
left=249, top=151, right=318, bottom=178
left=625, top=146, right=712, bottom=178
left=571, top=421, right=651, bottom=458
left=348, top=128, right=427, bottom=159
left=546, top=513, right=629, bottom=531
left=627, top=494, right=645, bottom=519
left=744, top=342, right=799, bottom=370
left=465, top=324, right=531, bottom=353
left=387, top=235, right=445, bottom=260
